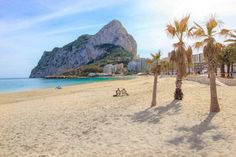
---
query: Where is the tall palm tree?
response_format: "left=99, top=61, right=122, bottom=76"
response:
left=147, top=51, right=161, bottom=107
left=192, top=17, right=229, bottom=112
left=166, top=15, right=193, bottom=100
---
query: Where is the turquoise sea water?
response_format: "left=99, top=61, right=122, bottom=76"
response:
left=0, top=77, right=118, bottom=93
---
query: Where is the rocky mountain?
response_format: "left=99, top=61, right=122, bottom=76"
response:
left=30, top=20, right=137, bottom=78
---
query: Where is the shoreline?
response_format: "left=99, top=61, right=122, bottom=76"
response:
left=0, top=76, right=135, bottom=95
left=0, top=76, right=137, bottom=105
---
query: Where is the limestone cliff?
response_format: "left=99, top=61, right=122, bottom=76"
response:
left=30, top=20, right=137, bottom=78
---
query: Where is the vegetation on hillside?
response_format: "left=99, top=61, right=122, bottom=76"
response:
left=89, top=44, right=133, bottom=67
left=63, top=35, right=92, bottom=51
left=62, top=65, right=103, bottom=77
left=63, top=44, right=133, bottom=76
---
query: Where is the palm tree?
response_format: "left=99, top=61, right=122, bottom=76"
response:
left=225, top=32, right=236, bottom=77
left=224, top=46, right=236, bottom=77
left=166, top=15, right=193, bottom=100
left=160, top=61, right=169, bottom=75
left=165, top=61, right=172, bottom=75
left=218, top=49, right=227, bottom=77
left=225, top=31, right=236, bottom=45
left=192, top=17, right=229, bottom=112
left=147, top=51, right=161, bottom=107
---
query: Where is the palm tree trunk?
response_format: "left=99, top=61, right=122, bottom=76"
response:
left=231, top=64, right=233, bottom=78
left=172, top=66, right=174, bottom=75
left=220, top=63, right=225, bottom=77
left=227, top=64, right=230, bottom=78
left=174, top=74, right=183, bottom=100
left=151, top=73, right=158, bottom=107
left=209, top=71, right=220, bottom=112
left=207, top=66, right=210, bottom=78
left=215, top=67, right=218, bottom=76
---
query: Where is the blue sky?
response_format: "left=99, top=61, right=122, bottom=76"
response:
left=0, top=0, right=235, bottom=78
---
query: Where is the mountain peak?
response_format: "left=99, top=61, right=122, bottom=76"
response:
left=96, top=19, right=127, bottom=35
left=107, top=19, right=122, bottom=26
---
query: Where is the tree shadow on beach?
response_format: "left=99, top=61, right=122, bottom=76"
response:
left=131, top=100, right=181, bottom=124
left=167, top=112, right=225, bottom=150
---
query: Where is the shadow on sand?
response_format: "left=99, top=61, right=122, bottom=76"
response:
left=131, top=100, right=181, bottom=124
left=167, top=112, right=225, bottom=150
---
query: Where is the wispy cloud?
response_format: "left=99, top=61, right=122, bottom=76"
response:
left=0, top=0, right=128, bottom=34
left=40, top=23, right=104, bottom=36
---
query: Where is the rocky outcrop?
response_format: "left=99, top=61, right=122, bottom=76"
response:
left=30, top=20, right=137, bottom=78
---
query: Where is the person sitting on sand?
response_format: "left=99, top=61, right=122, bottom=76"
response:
left=113, top=88, right=121, bottom=97
left=121, top=88, right=129, bottom=96
left=55, top=86, right=62, bottom=89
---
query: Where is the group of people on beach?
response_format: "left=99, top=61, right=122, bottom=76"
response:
left=113, top=88, right=129, bottom=97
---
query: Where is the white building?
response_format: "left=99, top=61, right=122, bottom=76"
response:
left=103, top=64, right=116, bottom=74
left=128, top=58, right=149, bottom=73
left=192, top=53, right=205, bottom=63
left=128, top=61, right=138, bottom=72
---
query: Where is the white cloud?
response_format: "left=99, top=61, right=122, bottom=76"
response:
left=137, top=0, right=236, bottom=20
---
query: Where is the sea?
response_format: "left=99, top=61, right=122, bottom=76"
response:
left=0, top=77, right=119, bottom=93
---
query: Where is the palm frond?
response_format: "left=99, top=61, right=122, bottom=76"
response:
left=225, top=39, right=236, bottom=43
left=193, top=28, right=205, bottom=37
left=151, top=53, right=161, bottom=60
left=146, top=59, right=153, bottom=65
left=194, top=41, right=204, bottom=49
left=188, top=26, right=196, bottom=37
left=179, top=15, right=190, bottom=32
left=174, top=20, right=180, bottom=32
left=207, top=18, right=218, bottom=30
left=149, top=51, right=162, bottom=74
left=166, top=24, right=176, bottom=37
left=194, top=22, right=204, bottom=31
left=230, top=33, right=236, bottom=38
left=206, top=17, right=219, bottom=36
left=220, top=29, right=230, bottom=36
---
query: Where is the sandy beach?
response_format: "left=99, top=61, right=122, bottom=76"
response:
left=0, top=76, right=236, bottom=157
